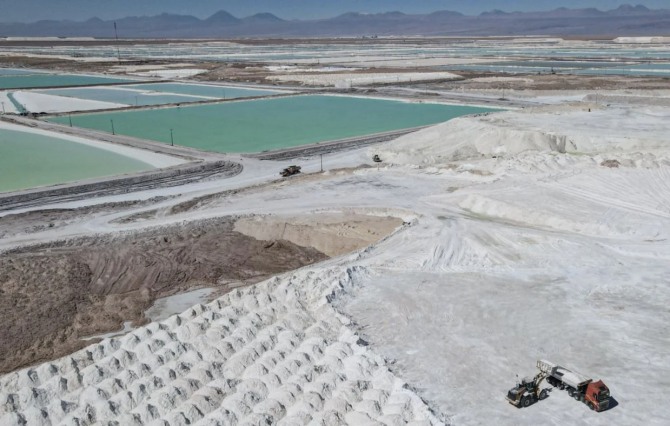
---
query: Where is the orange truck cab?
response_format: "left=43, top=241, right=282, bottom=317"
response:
left=584, top=380, right=610, bottom=412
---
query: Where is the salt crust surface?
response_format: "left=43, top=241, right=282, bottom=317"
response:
left=268, top=72, right=460, bottom=87
left=13, top=91, right=125, bottom=113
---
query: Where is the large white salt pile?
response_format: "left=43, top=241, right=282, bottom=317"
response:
left=0, top=267, right=442, bottom=425
left=375, top=105, right=670, bottom=166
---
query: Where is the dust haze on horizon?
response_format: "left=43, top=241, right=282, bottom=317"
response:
left=0, top=0, right=668, bottom=23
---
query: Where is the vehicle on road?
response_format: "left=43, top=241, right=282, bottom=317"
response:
left=280, top=165, right=301, bottom=177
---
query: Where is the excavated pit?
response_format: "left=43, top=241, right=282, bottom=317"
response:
left=0, top=212, right=402, bottom=375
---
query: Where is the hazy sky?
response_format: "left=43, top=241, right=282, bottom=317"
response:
left=0, top=0, right=667, bottom=23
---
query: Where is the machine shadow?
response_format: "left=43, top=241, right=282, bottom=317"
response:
left=604, top=397, right=619, bottom=411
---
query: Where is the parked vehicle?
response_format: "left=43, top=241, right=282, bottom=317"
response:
left=280, top=165, right=301, bottom=177
left=507, top=360, right=611, bottom=412
left=506, top=372, right=549, bottom=408
left=538, top=360, right=611, bottom=412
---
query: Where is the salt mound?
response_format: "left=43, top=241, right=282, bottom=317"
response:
left=375, top=114, right=569, bottom=165
left=376, top=106, right=670, bottom=166
left=0, top=267, right=441, bottom=425
left=459, top=194, right=618, bottom=236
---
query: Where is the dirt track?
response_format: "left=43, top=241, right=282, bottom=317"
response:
left=0, top=217, right=327, bottom=374
left=0, top=160, right=241, bottom=212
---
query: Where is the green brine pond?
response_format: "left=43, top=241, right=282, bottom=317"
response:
left=51, top=95, right=498, bottom=153
left=0, top=129, right=153, bottom=193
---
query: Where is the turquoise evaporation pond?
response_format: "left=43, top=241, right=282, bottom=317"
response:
left=0, top=128, right=153, bottom=193
left=122, top=83, right=282, bottom=99
left=0, top=74, right=136, bottom=90
left=51, top=95, right=498, bottom=153
left=40, top=87, right=208, bottom=106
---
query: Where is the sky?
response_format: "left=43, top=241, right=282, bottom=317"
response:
left=0, top=0, right=667, bottom=23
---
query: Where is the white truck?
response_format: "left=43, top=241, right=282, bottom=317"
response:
left=537, top=360, right=611, bottom=412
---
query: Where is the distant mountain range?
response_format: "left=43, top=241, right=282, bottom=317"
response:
left=0, top=4, right=669, bottom=38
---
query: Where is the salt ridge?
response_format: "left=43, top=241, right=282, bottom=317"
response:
left=0, top=267, right=441, bottom=425
left=376, top=105, right=670, bottom=165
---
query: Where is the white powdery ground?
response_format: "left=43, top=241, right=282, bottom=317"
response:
left=269, top=56, right=498, bottom=68
left=0, top=267, right=440, bottom=425
left=265, top=66, right=361, bottom=73
left=0, top=92, right=20, bottom=114
left=267, top=72, right=460, bottom=88
left=129, top=69, right=207, bottom=79
left=109, top=64, right=199, bottom=73
left=13, top=91, right=125, bottom=113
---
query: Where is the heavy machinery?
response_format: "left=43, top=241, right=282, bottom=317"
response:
left=506, top=370, right=549, bottom=408
left=280, top=165, right=301, bottom=177
left=537, top=360, right=611, bottom=412
left=372, top=154, right=382, bottom=163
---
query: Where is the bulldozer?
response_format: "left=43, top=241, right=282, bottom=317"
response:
left=280, top=165, right=301, bottom=177
left=506, top=370, right=549, bottom=408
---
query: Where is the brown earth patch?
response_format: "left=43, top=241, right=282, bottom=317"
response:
left=234, top=213, right=403, bottom=257
left=0, top=217, right=326, bottom=374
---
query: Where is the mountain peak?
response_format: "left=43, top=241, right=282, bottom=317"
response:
left=244, top=13, right=283, bottom=22
left=0, top=5, right=667, bottom=38
left=610, top=4, right=651, bottom=14
left=205, top=10, right=240, bottom=23
left=480, top=9, right=509, bottom=17
left=545, top=7, right=605, bottom=17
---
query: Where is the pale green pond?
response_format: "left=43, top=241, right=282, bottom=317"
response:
left=0, top=129, right=153, bottom=193
left=52, top=95, right=498, bottom=153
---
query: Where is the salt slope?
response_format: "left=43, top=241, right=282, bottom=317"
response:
left=0, top=267, right=441, bottom=426
left=375, top=105, right=670, bottom=165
